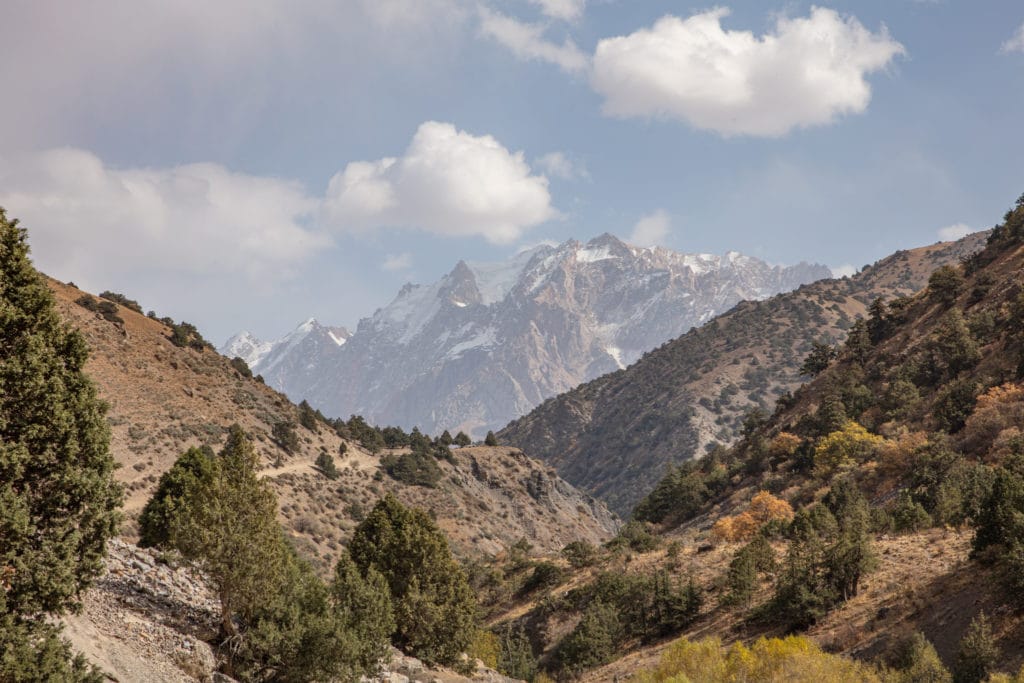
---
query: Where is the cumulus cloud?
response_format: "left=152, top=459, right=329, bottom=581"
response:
left=938, top=223, right=972, bottom=241
left=628, top=210, right=672, bottom=247
left=322, top=121, right=556, bottom=244
left=0, top=148, right=326, bottom=285
left=536, top=152, right=588, bottom=180
left=831, top=264, right=857, bottom=278
left=1001, top=23, right=1024, bottom=53
left=591, top=7, right=904, bottom=137
left=382, top=252, right=414, bottom=271
left=479, top=8, right=589, bottom=73
left=527, top=0, right=586, bottom=22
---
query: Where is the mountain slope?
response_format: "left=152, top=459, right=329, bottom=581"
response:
left=499, top=233, right=988, bottom=515
left=478, top=197, right=1024, bottom=682
left=225, top=234, right=830, bottom=437
left=48, top=280, right=618, bottom=568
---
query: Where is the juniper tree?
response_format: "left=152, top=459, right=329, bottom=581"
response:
left=0, top=208, right=122, bottom=678
left=349, top=494, right=478, bottom=666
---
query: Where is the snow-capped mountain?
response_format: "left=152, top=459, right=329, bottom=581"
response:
left=221, top=234, right=831, bottom=436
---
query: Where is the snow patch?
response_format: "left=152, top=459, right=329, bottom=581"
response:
left=606, top=346, right=626, bottom=370
left=327, top=331, right=347, bottom=346
left=445, top=327, right=497, bottom=360
left=577, top=246, right=616, bottom=263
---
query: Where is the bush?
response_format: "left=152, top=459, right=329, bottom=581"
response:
left=229, top=356, right=253, bottom=379
left=98, top=290, right=143, bottom=314
left=521, top=562, right=566, bottom=594
left=562, top=541, right=598, bottom=569
left=953, top=612, right=999, bottom=683
left=382, top=450, right=442, bottom=488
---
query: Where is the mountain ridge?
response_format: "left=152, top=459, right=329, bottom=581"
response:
left=224, top=234, right=831, bottom=437
left=499, top=232, right=990, bottom=516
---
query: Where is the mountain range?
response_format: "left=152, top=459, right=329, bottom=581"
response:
left=500, top=232, right=988, bottom=515
left=223, top=234, right=831, bottom=437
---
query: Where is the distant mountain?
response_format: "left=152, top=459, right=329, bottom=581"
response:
left=223, top=234, right=831, bottom=436
left=498, top=233, right=989, bottom=516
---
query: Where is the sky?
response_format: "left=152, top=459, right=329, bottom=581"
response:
left=1, top=0, right=1022, bottom=344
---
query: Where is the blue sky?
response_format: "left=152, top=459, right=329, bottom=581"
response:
left=1, top=0, right=1022, bottom=344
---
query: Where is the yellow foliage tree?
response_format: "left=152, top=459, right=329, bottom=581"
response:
left=748, top=491, right=795, bottom=525
left=636, top=635, right=886, bottom=683
left=768, top=432, right=803, bottom=459
left=711, top=493, right=793, bottom=544
left=814, top=421, right=886, bottom=473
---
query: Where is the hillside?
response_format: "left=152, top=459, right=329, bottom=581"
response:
left=499, top=233, right=988, bottom=516
left=474, top=195, right=1024, bottom=681
left=48, top=279, right=618, bottom=570
left=225, top=234, right=829, bottom=437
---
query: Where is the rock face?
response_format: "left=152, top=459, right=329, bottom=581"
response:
left=224, top=234, right=830, bottom=436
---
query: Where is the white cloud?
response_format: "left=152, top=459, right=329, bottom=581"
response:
left=1001, top=23, right=1024, bottom=53
left=831, top=264, right=857, bottom=278
left=527, top=0, right=585, bottom=22
left=938, top=223, right=972, bottom=241
left=628, top=210, right=671, bottom=247
left=479, top=8, right=589, bottom=73
left=382, top=253, right=414, bottom=271
left=322, top=121, right=556, bottom=244
left=0, top=148, right=327, bottom=284
left=591, top=7, right=904, bottom=137
left=536, top=152, right=588, bottom=180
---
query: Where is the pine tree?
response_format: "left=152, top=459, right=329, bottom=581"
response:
left=138, top=446, right=215, bottom=548
left=0, top=208, right=123, bottom=679
left=485, top=430, right=498, bottom=446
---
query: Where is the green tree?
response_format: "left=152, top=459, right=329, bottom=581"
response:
left=169, top=426, right=287, bottom=639
left=929, top=265, right=965, bottom=305
left=298, top=400, right=318, bottom=432
left=454, top=431, right=472, bottom=447
left=272, top=419, right=300, bottom=454
left=953, top=612, right=999, bottom=683
left=349, top=494, right=478, bottom=666
left=894, top=632, right=951, bottom=683
left=800, top=341, right=838, bottom=377
left=138, top=446, right=215, bottom=548
left=558, top=601, right=622, bottom=675
left=315, top=451, right=339, bottom=480
left=497, top=624, right=537, bottom=681
left=484, top=430, right=498, bottom=446
left=0, top=208, right=122, bottom=680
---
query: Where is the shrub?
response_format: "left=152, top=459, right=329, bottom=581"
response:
left=562, top=540, right=598, bottom=569
left=98, top=290, right=143, bottom=314
left=557, top=601, right=622, bottom=675
left=382, top=450, right=442, bottom=488
left=953, top=612, right=999, bottom=683
left=229, top=356, right=253, bottom=379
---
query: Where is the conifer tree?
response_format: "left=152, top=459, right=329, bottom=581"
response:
left=349, top=494, right=478, bottom=665
left=0, top=208, right=123, bottom=679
